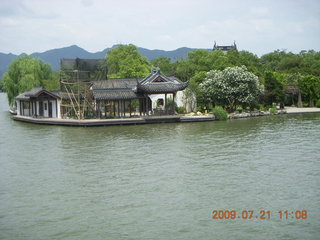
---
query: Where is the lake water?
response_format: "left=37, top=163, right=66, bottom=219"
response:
left=0, top=92, right=319, bottom=240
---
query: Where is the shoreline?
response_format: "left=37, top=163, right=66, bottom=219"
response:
left=10, top=107, right=320, bottom=127
left=282, top=107, right=320, bottom=114
left=228, top=107, right=320, bottom=119
left=11, top=115, right=215, bottom=127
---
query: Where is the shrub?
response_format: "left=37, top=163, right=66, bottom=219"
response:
left=303, top=102, right=309, bottom=107
left=316, top=99, right=320, bottom=108
left=196, top=106, right=203, bottom=112
left=269, top=106, right=277, bottom=115
left=212, top=106, right=228, bottom=120
left=236, top=106, right=243, bottom=113
left=177, top=106, right=186, bottom=114
left=165, top=98, right=176, bottom=110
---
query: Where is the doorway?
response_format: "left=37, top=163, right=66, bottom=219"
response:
left=49, top=102, right=53, bottom=118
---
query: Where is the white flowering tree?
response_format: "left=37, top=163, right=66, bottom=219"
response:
left=200, top=66, right=263, bottom=111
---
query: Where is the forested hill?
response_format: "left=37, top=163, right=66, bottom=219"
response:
left=0, top=45, right=197, bottom=78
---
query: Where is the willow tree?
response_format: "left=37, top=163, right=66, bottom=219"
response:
left=200, top=66, right=263, bottom=111
left=3, top=55, right=55, bottom=106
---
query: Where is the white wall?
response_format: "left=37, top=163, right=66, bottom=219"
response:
left=149, top=94, right=167, bottom=109
left=23, top=108, right=30, bottom=116
left=41, top=100, right=58, bottom=118
left=149, top=93, right=186, bottom=109
left=16, top=98, right=61, bottom=118
left=16, top=101, right=21, bottom=116
left=176, top=89, right=197, bottom=112
left=51, top=100, right=57, bottom=118
left=36, top=101, right=39, bottom=116
left=57, top=100, right=61, bottom=118
left=176, top=91, right=184, bottom=108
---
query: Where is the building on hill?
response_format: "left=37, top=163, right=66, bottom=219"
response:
left=15, top=60, right=192, bottom=120
left=213, top=41, right=237, bottom=53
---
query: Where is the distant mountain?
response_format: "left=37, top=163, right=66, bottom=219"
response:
left=0, top=45, right=198, bottom=78
left=0, top=53, right=21, bottom=79
left=137, top=47, right=193, bottom=61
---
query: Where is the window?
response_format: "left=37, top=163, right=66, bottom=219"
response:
left=157, top=99, right=164, bottom=107
left=44, top=102, right=47, bottom=110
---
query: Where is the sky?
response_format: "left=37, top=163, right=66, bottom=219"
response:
left=0, top=0, right=319, bottom=56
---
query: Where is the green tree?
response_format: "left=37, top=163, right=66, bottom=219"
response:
left=210, top=50, right=231, bottom=70
left=175, top=59, right=194, bottom=82
left=106, top=44, right=150, bottom=78
left=200, top=66, right=263, bottom=111
left=0, top=80, right=3, bottom=92
left=260, top=50, right=286, bottom=72
left=3, top=55, right=55, bottom=106
left=151, top=57, right=174, bottom=75
left=286, top=73, right=303, bottom=107
left=298, top=75, right=320, bottom=107
left=299, top=50, right=320, bottom=76
left=43, top=70, right=60, bottom=91
left=189, top=71, right=208, bottom=106
left=277, top=53, right=302, bottom=73
left=188, top=49, right=212, bottom=72
left=238, top=51, right=262, bottom=76
left=263, top=71, right=285, bottom=105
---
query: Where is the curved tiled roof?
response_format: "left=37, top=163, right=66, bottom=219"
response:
left=137, top=82, right=188, bottom=94
left=92, top=78, right=140, bottom=89
left=93, top=89, right=144, bottom=100
left=16, top=87, right=61, bottom=100
left=91, top=69, right=188, bottom=97
left=137, top=68, right=188, bottom=93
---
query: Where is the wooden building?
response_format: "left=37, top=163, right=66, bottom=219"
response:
left=213, top=41, right=237, bottom=53
left=16, top=87, right=61, bottom=118
left=15, top=67, right=188, bottom=119
left=92, top=68, right=188, bottom=118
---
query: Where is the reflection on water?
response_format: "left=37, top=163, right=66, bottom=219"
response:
left=0, top=93, right=319, bottom=240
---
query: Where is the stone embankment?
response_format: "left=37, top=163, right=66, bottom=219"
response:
left=228, top=110, right=287, bottom=119
left=186, top=107, right=320, bottom=120
left=228, top=107, right=320, bottom=119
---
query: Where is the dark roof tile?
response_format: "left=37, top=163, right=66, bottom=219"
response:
left=93, top=89, right=144, bottom=100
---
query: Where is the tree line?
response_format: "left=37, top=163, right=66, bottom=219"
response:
left=1, top=44, right=320, bottom=110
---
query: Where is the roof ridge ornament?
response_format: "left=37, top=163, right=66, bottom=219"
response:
left=151, top=67, right=161, bottom=74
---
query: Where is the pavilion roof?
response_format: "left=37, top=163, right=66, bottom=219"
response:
left=93, top=89, right=144, bottom=100
left=16, top=87, right=61, bottom=100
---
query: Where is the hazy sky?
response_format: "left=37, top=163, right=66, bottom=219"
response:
left=1, top=0, right=319, bottom=56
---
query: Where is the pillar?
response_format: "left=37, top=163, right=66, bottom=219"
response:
left=165, top=93, right=167, bottom=114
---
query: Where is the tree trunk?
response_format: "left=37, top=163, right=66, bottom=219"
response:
left=297, top=91, right=302, bottom=108
left=309, top=98, right=314, bottom=107
left=228, top=99, right=235, bottom=112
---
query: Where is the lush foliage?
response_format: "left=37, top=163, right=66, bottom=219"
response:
left=269, top=106, right=277, bottom=115
left=3, top=55, right=58, bottom=105
left=298, top=75, right=320, bottom=107
left=171, top=49, right=320, bottom=110
left=200, top=66, right=263, bottom=111
left=212, top=106, right=228, bottom=120
left=150, top=57, right=174, bottom=76
left=3, top=44, right=320, bottom=111
left=106, top=44, right=151, bottom=78
left=176, top=106, right=186, bottom=114
left=263, top=71, right=285, bottom=105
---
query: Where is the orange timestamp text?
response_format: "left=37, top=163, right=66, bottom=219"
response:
left=211, top=210, right=308, bottom=220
